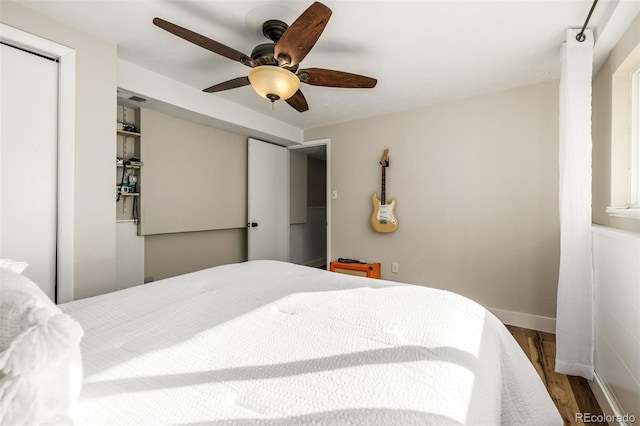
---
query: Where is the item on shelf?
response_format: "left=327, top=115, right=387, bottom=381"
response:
left=125, top=157, right=143, bottom=167
left=116, top=156, right=124, bottom=165
left=117, top=122, right=138, bottom=132
left=120, top=185, right=135, bottom=194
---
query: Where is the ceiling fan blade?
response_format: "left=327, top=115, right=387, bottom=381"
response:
left=286, top=90, right=309, bottom=112
left=203, top=77, right=250, bottom=93
left=153, top=17, right=255, bottom=67
left=274, top=2, right=332, bottom=67
left=298, top=68, right=377, bottom=88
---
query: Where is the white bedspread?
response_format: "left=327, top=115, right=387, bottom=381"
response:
left=60, top=260, right=561, bottom=425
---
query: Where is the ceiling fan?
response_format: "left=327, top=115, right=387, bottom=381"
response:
left=153, top=1, right=377, bottom=112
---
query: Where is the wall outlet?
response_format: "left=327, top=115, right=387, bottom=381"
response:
left=391, top=262, right=399, bottom=274
left=331, top=190, right=338, bottom=200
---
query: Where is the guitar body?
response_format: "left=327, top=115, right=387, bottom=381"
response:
left=371, top=193, right=398, bottom=233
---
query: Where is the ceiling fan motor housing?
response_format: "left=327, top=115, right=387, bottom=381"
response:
left=251, top=43, right=299, bottom=71
left=262, top=20, right=288, bottom=43
left=250, top=43, right=277, bottom=66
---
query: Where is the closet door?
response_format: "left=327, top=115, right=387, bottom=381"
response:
left=0, top=43, right=59, bottom=300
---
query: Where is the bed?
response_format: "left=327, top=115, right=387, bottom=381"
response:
left=2, top=260, right=561, bottom=425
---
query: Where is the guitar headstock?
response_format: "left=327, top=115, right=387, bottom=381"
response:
left=380, top=149, right=389, bottom=167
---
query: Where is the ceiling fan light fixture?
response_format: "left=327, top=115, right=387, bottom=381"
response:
left=248, top=65, right=300, bottom=102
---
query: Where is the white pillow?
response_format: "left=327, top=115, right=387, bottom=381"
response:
left=0, top=268, right=84, bottom=425
left=0, top=259, right=28, bottom=274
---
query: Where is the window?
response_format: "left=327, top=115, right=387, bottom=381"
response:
left=606, top=41, right=640, bottom=221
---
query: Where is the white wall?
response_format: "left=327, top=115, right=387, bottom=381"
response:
left=306, top=80, right=560, bottom=321
left=290, top=208, right=327, bottom=267
left=115, top=221, right=144, bottom=290
left=144, top=228, right=245, bottom=282
left=0, top=2, right=117, bottom=299
left=590, top=11, right=640, bottom=421
left=592, top=226, right=640, bottom=420
left=290, top=151, right=308, bottom=225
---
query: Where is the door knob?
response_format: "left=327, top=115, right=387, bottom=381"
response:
left=247, top=222, right=258, bottom=228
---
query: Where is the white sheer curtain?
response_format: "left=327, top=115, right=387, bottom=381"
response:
left=556, top=28, right=594, bottom=380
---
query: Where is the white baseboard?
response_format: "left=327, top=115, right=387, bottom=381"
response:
left=590, top=371, right=632, bottom=426
left=590, top=372, right=616, bottom=419
left=488, top=307, right=556, bottom=333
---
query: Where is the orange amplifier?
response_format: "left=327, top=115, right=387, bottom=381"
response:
left=330, top=261, right=381, bottom=279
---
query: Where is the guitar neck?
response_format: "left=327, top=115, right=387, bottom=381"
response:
left=381, top=167, right=386, bottom=205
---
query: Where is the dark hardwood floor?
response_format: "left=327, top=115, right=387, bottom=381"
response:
left=507, top=325, right=606, bottom=425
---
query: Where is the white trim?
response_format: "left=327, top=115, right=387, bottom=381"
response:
left=295, top=139, right=331, bottom=148
left=630, top=66, right=640, bottom=206
left=488, top=307, right=556, bottom=334
left=589, top=371, right=630, bottom=426
left=605, top=207, right=640, bottom=220
left=326, top=139, right=331, bottom=269
left=286, top=146, right=291, bottom=263
left=592, top=223, right=640, bottom=238
left=288, top=138, right=332, bottom=268
left=56, top=42, right=76, bottom=304
left=0, top=24, right=76, bottom=303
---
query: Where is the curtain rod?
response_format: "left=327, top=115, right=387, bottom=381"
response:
left=576, top=0, right=598, bottom=42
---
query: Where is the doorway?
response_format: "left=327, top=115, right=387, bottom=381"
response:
left=288, top=140, right=330, bottom=269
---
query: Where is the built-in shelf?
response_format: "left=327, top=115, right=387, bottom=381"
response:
left=117, top=129, right=141, bottom=137
left=116, top=106, right=141, bottom=225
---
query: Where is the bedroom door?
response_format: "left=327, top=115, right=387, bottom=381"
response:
left=0, top=43, right=59, bottom=300
left=247, top=138, right=289, bottom=261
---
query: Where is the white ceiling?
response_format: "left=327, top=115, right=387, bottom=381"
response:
left=14, top=0, right=640, bottom=130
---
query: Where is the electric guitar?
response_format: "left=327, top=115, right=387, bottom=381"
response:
left=371, top=149, right=398, bottom=233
